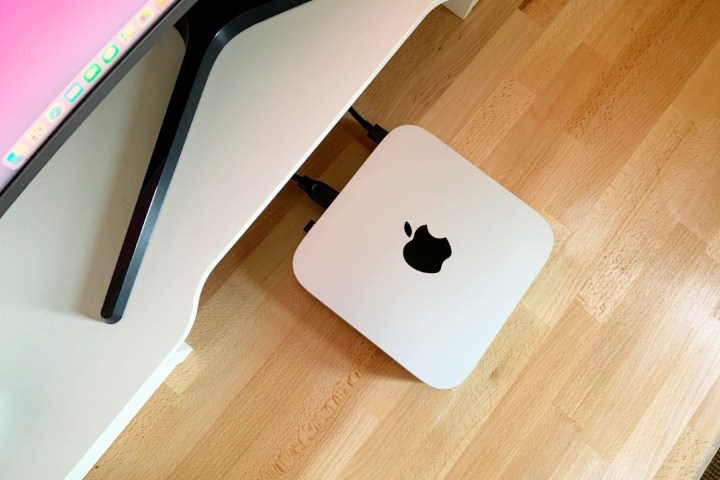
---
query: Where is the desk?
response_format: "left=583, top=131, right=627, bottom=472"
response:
left=0, top=0, right=452, bottom=478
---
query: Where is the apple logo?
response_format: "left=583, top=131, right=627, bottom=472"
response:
left=403, top=221, right=452, bottom=273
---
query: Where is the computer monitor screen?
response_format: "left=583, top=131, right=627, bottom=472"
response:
left=0, top=0, right=181, bottom=193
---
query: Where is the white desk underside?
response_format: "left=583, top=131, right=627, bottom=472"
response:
left=0, top=0, right=451, bottom=478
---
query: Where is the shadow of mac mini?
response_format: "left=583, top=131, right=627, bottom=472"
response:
left=293, top=125, right=553, bottom=389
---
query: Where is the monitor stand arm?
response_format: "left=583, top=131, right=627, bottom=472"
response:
left=101, top=0, right=311, bottom=323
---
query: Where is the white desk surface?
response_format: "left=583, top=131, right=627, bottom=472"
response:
left=0, top=0, right=446, bottom=478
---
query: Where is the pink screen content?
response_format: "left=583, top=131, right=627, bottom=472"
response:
left=0, top=0, right=178, bottom=192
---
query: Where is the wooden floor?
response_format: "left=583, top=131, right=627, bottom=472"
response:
left=90, top=0, right=720, bottom=478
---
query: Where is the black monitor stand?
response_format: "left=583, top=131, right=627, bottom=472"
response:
left=101, top=0, right=311, bottom=323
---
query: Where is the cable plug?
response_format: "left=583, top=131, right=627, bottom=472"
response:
left=292, top=174, right=339, bottom=209
left=348, top=107, right=388, bottom=144
left=367, top=124, right=388, bottom=143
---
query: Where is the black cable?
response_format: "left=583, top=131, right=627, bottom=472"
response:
left=291, top=174, right=339, bottom=209
left=290, top=107, right=388, bottom=210
left=348, top=107, right=388, bottom=144
left=348, top=107, right=373, bottom=131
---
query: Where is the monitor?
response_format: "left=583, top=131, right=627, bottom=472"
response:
left=0, top=0, right=197, bottom=216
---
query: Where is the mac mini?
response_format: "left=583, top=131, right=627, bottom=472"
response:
left=293, top=125, right=553, bottom=389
